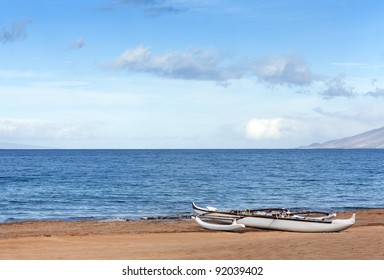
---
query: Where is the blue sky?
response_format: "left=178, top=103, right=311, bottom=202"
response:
left=1, top=0, right=384, bottom=148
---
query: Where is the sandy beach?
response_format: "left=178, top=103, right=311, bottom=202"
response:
left=0, top=209, right=383, bottom=260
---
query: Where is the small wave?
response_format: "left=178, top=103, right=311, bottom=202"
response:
left=140, top=214, right=192, bottom=221
left=99, top=218, right=128, bottom=222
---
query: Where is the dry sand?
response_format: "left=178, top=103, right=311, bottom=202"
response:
left=0, top=210, right=383, bottom=260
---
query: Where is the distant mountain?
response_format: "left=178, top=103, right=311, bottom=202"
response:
left=0, top=142, right=51, bottom=149
left=301, top=127, right=384, bottom=149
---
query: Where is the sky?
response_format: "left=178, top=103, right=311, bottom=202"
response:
left=1, top=0, right=384, bottom=148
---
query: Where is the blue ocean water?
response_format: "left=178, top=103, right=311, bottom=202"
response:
left=0, top=149, right=383, bottom=223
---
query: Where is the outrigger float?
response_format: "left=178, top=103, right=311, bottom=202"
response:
left=192, top=202, right=355, bottom=233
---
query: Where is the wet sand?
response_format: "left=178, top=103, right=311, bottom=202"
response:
left=0, top=210, right=383, bottom=260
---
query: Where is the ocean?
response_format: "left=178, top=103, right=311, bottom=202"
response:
left=0, top=149, right=383, bottom=223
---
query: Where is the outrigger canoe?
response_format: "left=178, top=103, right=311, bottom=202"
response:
left=192, top=202, right=355, bottom=233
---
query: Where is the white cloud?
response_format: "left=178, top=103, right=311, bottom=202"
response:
left=106, top=47, right=320, bottom=87
left=365, top=87, right=384, bottom=98
left=254, top=55, right=315, bottom=86
left=109, top=45, right=151, bottom=69
left=1, top=19, right=32, bottom=44
left=245, top=118, right=298, bottom=140
left=95, top=0, right=185, bottom=16
left=144, top=6, right=184, bottom=16
left=0, top=118, right=46, bottom=138
left=105, top=45, right=384, bottom=102
left=319, top=75, right=356, bottom=99
left=106, top=45, right=245, bottom=81
left=0, top=118, right=92, bottom=140
left=69, top=36, right=86, bottom=50
left=109, top=47, right=312, bottom=84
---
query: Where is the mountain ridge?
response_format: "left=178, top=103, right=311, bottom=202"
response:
left=301, top=127, right=384, bottom=149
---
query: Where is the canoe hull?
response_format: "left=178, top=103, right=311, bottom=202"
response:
left=192, top=202, right=355, bottom=233
left=192, top=216, right=245, bottom=231
left=237, top=214, right=355, bottom=233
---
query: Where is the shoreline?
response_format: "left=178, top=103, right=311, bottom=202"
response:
left=0, top=209, right=383, bottom=260
left=1, top=206, right=381, bottom=225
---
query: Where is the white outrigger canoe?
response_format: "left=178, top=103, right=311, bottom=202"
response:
left=192, top=202, right=355, bottom=233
